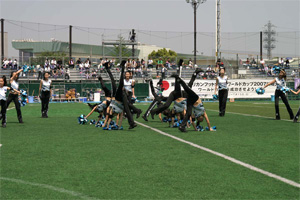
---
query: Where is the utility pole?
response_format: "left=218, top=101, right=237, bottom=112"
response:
left=1, top=19, right=4, bottom=62
left=186, top=0, right=207, bottom=66
left=69, top=25, right=72, bottom=61
left=263, top=21, right=276, bottom=60
left=216, top=0, right=221, bottom=62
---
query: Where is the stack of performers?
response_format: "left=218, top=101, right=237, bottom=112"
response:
left=83, top=61, right=142, bottom=130
left=148, top=59, right=215, bottom=132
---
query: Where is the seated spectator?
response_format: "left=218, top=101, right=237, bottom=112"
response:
left=291, top=69, right=298, bottom=77
left=285, top=59, right=290, bottom=69
left=206, top=65, right=212, bottom=72
left=8, top=58, right=13, bottom=69
left=69, top=58, right=74, bottom=69
left=188, top=58, right=193, bottom=68
left=147, top=58, right=153, bottom=68
left=2, top=58, right=9, bottom=69
left=91, top=68, right=97, bottom=79
left=13, top=59, right=18, bottom=70
left=76, top=58, right=82, bottom=70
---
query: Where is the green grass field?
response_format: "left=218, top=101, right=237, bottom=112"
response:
left=1, top=100, right=299, bottom=199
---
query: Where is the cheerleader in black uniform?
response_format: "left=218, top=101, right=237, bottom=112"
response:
left=290, top=85, right=300, bottom=123
left=142, top=79, right=167, bottom=122
left=85, top=62, right=115, bottom=125
left=150, top=62, right=202, bottom=118
left=171, top=75, right=214, bottom=132
left=263, top=69, right=294, bottom=120
left=0, top=76, right=19, bottom=127
left=105, top=61, right=137, bottom=129
left=214, top=67, right=228, bottom=116
left=7, top=69, right=24, bottom=123
left=39, top=72, right=52, bottom=118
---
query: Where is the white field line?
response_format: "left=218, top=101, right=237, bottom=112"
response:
left=206, top=109, right=292, bottom=122
left=135, top=121, right=300, bottom=189
left=229, top=104, right=299, bottom=109
left=0, top=177, right=99, bottom=200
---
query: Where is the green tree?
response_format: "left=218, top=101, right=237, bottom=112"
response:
left=148, top=48, right=177, bottom=65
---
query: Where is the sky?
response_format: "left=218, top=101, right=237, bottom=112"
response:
left=0, top=0, right=299, bottom=57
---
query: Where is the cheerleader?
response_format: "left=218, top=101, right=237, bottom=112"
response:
left=142, top=79, right=167, bottom=122
left=290, top=85, right=300, bottom=123
left=214, top=67, right=228, bottom=116
left=171, top=97, right=187, bottom=126
left=263, top=69, right=294, bottom=120
left=173, top=75, right=214, bottom=132
left=39, top=72, right=52, bottom=118
left=123, top=71, right=142, bottom=118
left=85, top=63, right=115, bottom=125
left=105, top=61, right=137, bottom=129
left=7, top=69, right=24, bottom=123
left=150, top=65, right=202, bottom=119
left=0, top=76, right=19, bottom=127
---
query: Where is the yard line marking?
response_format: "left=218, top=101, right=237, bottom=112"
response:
left=136, top=121, right=300, bottom=189
left=206, top=109, right=292, bottom=122
left=0, top=177, right=99, bottom=200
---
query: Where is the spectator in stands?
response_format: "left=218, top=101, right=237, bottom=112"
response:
left=245, top=58, right=250, bottom=69
left=84, top=60, right=90, bottom=79
left=157, top=58, right=163, bottom=77
left=259, top=58, right=265, bottom=69
left=51, top=58, right=57, bottom=68
left=44, top=59, right=49, bottom=68
left=291, top=69, right=298, bottom=78
left=215, top=58, right=223, bottom=72
left=188, top=58, right=193, bottom=68
left=207, top=65, right=212, bottom=72
left=44, top=64, right=51, bottom=76
left=111, top=58, right=115, bottom=67
left=91, top=68, right=97, bottom=79
left=165, top=58, right=171, bottom=69
left=87, top=58, right=91, bottom=65
left=141, top=59, right=145, bottom=68
left=285, top=58, right=290, bottom=69
left=279, top=58, right=284, bottom=67
left=98, top=58, right=104, bottom=70
left=65, top=67, right=70, bottom=80
left=37, top=65, right=44, bottom=80
left=76, top=58, right=82, bottom=70
left=148, top=58, right=153, bottom=68
left=251, top=58, right=257, bottom=65
left=13, top=59, right=18, bottom=70
left=2, top=58, right=8, bottom=69
left=8, top=59, right=13, bottom=69
left=69, top=58, right=74, bottom=69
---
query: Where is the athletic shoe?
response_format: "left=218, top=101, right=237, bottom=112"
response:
left=129, top=123, right=137, bottom=129
left=293, top=117, right=298, bottom=123
left=142, top=115, right=148, bottom=122
left=276, top=116, right=280, bottom=120
left=19, top=119, right=24, bottom=123
left=136, top=110, right=142, bottom=119
left=178, top=126, right=187, bottom=132
left=2, top=123, right=6, bottom=128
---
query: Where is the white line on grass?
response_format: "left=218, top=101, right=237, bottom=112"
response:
left=0, top=177, right=99, bottom=200
left=206, top=109, right=292, bottom=122
left=135, top=121, right=300, bottom=189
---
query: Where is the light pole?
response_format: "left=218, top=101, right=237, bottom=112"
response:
left=186, top=0, right=206, bottom=67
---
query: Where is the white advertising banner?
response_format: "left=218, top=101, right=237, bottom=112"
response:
left=150, top=79, right=277, bottom=99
